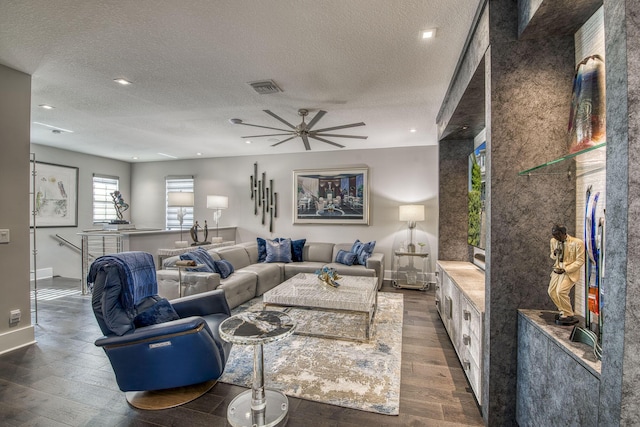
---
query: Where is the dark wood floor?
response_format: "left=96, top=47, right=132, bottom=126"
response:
left=0, top=278, right=483, bottom=426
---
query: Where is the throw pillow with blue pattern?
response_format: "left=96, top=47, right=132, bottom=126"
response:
left=335, top=249, right=357, bottom=266
left=258, top=237, right=305, bottom=262
left=180, top=247, right=218, bottom=272
left=351, top=239, right=376, bottom=265
left=213, top=259, right=235, bottom=279
left=133, top=296, right=180, bottom=328
left=265, top=238, right=293, bottom=263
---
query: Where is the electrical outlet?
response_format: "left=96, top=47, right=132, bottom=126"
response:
left=0, top=229, right=9, bottom=244
left=9, top=309, right=20, bottom=324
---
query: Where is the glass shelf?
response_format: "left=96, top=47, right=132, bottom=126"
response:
left=518, top=142, right=606, bottom=176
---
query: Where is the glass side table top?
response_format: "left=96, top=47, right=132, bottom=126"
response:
left=219, top=311, right=296, bottom=346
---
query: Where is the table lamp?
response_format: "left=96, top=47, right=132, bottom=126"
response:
left=399, top=204, right=425, bottom=252
left=168, top=191, right=194, bottom=248
left=207, top=195, right=228, bottom=243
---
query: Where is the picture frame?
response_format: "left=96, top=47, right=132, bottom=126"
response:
left=30, top=161, right=79, bottom=227
left=293, top=167, right=369, bottom=225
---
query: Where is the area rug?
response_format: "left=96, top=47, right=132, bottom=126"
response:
left=218, top=292, right=403, bottom=415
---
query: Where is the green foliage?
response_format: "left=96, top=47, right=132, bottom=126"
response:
left=468, top=190, right=481, bottom=246
left=468, top=158, right=483, bottom=246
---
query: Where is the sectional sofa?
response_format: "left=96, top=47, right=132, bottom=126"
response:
left=156, top=240, right=385, bottom=309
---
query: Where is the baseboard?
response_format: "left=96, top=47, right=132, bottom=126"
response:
left=0, top=325, right=36, bottom=356
left=30, top=267, right=53, bottom=281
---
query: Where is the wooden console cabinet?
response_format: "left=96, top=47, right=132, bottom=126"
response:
left=436, top=260, right=485, bottom=404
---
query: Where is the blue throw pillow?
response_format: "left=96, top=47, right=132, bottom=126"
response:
left=351, top=239, right=376, bottom=265
left=133, top=296, right=180, bottom=328
left=180, top=248, right=217, bottom=272
left=335, top=249, right=357, bottom=266
left=291, top=238, right=306, bottom=262
left=257, top=237, right=268, bottom=263
left=214, top=259, right=235, bottom=279
left=265, top=238, right=292, bottom=263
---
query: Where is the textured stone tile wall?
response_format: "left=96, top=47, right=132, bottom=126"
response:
left=484, top=0, right=576, bottom=424
left=599, top=0, right=640, bottom=425
left=438, top=139, right=474, bottom=261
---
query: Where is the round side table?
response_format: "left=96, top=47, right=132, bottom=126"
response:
left=219, top=311, right=296, bottom=427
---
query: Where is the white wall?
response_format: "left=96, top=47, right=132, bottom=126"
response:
left=0, top=64, right=35, bottom=354
left=29, top=144, right=131, bottom=279
left=132, top=146, right=439, bottom=275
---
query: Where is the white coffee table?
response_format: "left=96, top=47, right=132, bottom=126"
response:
left=262, top=273, right=378, bottom=341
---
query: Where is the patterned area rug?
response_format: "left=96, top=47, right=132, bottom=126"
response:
left=218, top=292, right=403, bottom=415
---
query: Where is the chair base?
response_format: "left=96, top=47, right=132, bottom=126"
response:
left=125, top=379, right=217, bottom=410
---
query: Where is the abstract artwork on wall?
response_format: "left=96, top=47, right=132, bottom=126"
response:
left=250, top=162, right=277, bottom=232
left=30, top=161, right=78, bottom=227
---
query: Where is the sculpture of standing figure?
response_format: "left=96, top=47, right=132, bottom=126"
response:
left=189, top=221, right=200, bottom=245
left=548, top=224, right=585, bottom=325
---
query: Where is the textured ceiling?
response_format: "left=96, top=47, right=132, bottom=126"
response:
left=0, top=0, right=481, bottom=162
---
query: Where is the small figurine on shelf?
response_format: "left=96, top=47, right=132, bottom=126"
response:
left=548, top=224, right=585, bottom=326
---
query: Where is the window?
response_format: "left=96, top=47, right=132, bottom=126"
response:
left=166, top=176, right=194, bottom=230
left=93, top=175, right=119, bottom=224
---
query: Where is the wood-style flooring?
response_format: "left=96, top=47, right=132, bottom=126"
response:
left=0, top=277, right=483, bottom=426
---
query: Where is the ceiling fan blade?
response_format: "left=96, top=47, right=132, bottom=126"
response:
left=305, top=110, right=326, bottom=130
left=264, top=110, right=297, bottom=129
left=309, top=135, right=345, bottom=148
left=241, top=133, right=294, bottom=138
left=311, top=133, right=368, bottom=139
left=301, top=134, right=311, bottom=151
left=237, top=122, right=291, bottom=132
left=270, top=136, right=297, bottom=147
left=312, top=122, right=366, bottom=133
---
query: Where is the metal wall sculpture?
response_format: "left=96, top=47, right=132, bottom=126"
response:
left=250, top=162, right=277, bottom=232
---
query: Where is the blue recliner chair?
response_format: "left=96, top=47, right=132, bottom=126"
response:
left=87, top=251, right=232, bottom=409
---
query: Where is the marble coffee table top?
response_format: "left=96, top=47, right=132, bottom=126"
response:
left=263, top=273, right=377, bottom=313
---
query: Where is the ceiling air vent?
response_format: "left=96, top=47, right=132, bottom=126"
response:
left=248, top=80, right=282, bottom=95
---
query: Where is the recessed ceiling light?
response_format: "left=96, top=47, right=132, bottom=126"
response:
left=196, top=152, right=203, bottom=156
left=39, top=104, right=54, bottom=110
left=132, top=156, right=139, bottom=160
left=421, top=29, right=437, bottom=39
left=33, top=121, right=74, bottom=133
left=246, top=140, right=252, bottom=144
left=461, top=125, right=469, bottom=130
left=113, top=78, right=132, bottom=85
left=409, top=128, right=417, bottom=133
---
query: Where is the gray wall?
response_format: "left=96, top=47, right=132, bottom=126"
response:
left=599, top=0, right=640, bottom=424
left=438, top=139, right=473, bottom=261
left=131, top=146, right=440, bottom=275
left=29, top=144, right=131, bottom=279
left=0, top=64, right=34, bottom=354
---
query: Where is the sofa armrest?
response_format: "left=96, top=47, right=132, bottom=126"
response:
left=170, top=289, right=232, bottom=318
left=156, top=269, right=221, bottom=300
left=366, top=252, right=385, bottom=290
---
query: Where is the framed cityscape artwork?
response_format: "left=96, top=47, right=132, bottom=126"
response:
left=293, top=167, right=369, bottom=225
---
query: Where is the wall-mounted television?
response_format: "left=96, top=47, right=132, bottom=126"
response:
left=468, top=141, right=486, bottom=249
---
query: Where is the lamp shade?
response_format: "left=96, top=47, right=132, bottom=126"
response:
left=399, top=204, right=425, bottom=222
left=167, top=192, right=194, bottom=207
left=207, top=195, right=228, bottom=209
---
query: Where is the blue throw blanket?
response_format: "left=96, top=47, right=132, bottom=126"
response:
left=87, top=251, right=157, bottom=313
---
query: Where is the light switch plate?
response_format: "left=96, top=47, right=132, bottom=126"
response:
left=0, top=229, right=9, bottom=244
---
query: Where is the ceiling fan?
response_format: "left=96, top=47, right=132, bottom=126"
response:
left=229, top=109, right=367, bottom=151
